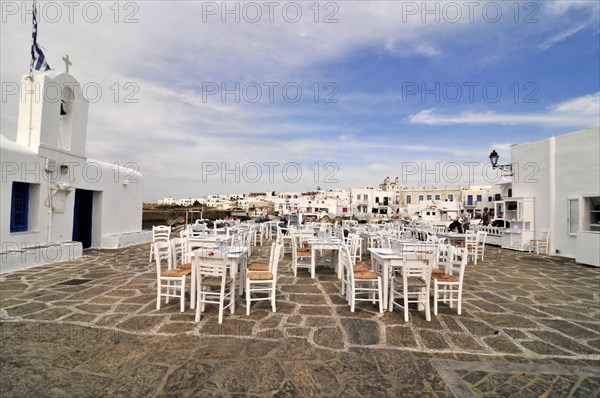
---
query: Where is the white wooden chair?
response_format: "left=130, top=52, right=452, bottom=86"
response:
left=475, top=230, right=488, bottom=262
left=463, top=231, right=479, bottom=264
left=432, top=248, right=468, bottom=315
left=389, top=250, right=434, bottom=322
left=193, top=248, right=235, bottom=323
left=341, top=246, right=383, bottom=313
left=528, top=230, right=550, bottom=255
left=154, top=241, right=190, bottom=312
left=149, top=225, right=170, bottom=262
left=277, top=226, right=294, bottom=254
left=347, top=233, right=363, bottom=264
left=291, top=233, right=313, bottom=277
left=170, top=237, right=192, bottom=272
left=245, top=243, right=283, bottom=315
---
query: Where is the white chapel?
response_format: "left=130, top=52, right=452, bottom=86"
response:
left=1, top=70, right=151, bottom=273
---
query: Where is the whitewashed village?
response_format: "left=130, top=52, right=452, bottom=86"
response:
left=1, top=1, right=599, bottom=397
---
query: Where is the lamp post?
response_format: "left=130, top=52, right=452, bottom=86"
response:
left=489, top=150, right=513, bottom=174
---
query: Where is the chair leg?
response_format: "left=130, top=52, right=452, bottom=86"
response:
left=403, top=289, right=409, bottom=322
left=218, top=292, right=225, bottom=324
left=239, top=267, right=245, bottom=296
left=271, top=283, right=276, bottom=312
left=230, top=283, right=235, bottom=314
left=388, top=280, right=394, bottom=312
left=156, top=279, right=161, bottom=310
left=424, top=288, right=431, bottom=321
left=149, top=243, right=154, bottom=263
left=246, top=280, right=251, bottom=316
left=179, top=276, right=185, bottom=312
left=433, top=283, right=438, bottom=316
left=350, top=287, right=355, bottom=312
left=457, top=286, right=463, bottom=315
left=377, top=280, right=383, bottom=313
left=195, top=292, right=201, bottom=322
left=165, top=280, right=170, bottom=304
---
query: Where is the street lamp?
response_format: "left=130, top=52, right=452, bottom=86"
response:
left=489, top=150, right=513, bottom=175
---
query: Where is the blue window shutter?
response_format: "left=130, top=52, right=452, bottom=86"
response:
left=10, top=182, right=29, bottom=232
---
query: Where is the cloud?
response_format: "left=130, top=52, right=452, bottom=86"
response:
left=537, top=24, right=587, bottom=51
left=1, top=1, right=599, bottom=200
left=407, top=92, right=600, bottom=127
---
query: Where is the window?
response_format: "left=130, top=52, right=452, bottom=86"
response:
left=406, top=195, right=412, bottom=204
left=477, top=195, right=482, bottom=202
left=582, top=196, right=600, bottom=232
left=448, top=194, right=454, bottom=201
left=568, top=199, right=579, bottom=235
left=435, top=194, right=441, bottom=200
left=418, top=195, right=424, bottom=202
left=426, top=195, right=432, bottom=201
left=10, top=182, right=29, bottom=232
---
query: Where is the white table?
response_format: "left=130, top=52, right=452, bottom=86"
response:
left=306, top=238, right=343, bottom=279
left=186, top=247, right=248, bottom=309
left=368, top=243, right=437, bottom=311
left=368, top=248, right=405, bottom=310
left=436, top=232, right=465, bottom=245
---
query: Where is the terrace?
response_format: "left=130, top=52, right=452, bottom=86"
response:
left=1, top=241, right=599, bottom=397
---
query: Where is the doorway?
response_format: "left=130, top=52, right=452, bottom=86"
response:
left=73, top=189, right=94, bottom=249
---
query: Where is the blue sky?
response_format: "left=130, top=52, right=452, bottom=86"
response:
left=1, top=1, right=599, bottom=200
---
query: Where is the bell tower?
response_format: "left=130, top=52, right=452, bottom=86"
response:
left=16, top=70, right=89, bottom=159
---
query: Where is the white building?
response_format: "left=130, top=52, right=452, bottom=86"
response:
left=271, top=192, right=301, bottom=216
left=509, top=126, right=599, bottom=266
left=157, top=197, right=175, bottom=205
left=350, top=187, right=394, bottom=219
left=1, top=72, right=150, bottom=273
left=461, top=185, right=501, bottom=215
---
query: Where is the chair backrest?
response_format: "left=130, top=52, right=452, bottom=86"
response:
left=154, top=241, right=171, bottom=276
left=441, top=245, right=458, bottom=274
left=465, top=231, right=478, bottom=245
left=339, top=245, right=354, bottom=283
left=270, top=243, right=283, bottom=276
left=476, top=231, right=487, bottom=245
left=457, top=248, right=468, bottom=282
left=230, top=232, right=244, bottom=250
left=193, top=249, right=228, bottom=278
left=540, top=229, right=550, bottom=242
left=379, top=233, right=391, bottom=249
left=402, top=251, right=434, bottom=281
left=170, top=237, right=186, bottom=267
left=347, top=234, right=361, bottom=264
left=153, top=225, right=171, bottom=242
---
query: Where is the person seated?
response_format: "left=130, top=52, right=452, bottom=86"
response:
left=491, top=218, right=510, bottom=228
left=448, top=220, right=463, bottom=233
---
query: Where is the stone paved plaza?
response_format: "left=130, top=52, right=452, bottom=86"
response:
left=1, top=241, right=599, bottom=397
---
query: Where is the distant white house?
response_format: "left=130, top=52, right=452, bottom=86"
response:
left=1, top=72, right=151, bottom=273
left=509, top=126, right=600, bottom=266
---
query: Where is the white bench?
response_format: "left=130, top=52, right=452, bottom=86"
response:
left=473, top=225, right=503, bottom=246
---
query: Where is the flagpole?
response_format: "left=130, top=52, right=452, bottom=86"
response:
left=29, top=0, right=36, bottom=77
left=27, top=0, right=36, bottom=147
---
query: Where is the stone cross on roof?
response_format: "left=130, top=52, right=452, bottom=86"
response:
left=62, top=54, right=72, bottom=73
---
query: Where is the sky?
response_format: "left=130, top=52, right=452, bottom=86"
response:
left=1, top=0, right=599, bottom=201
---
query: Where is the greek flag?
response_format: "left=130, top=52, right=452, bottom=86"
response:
left=31, top=2, right=51, bottom=72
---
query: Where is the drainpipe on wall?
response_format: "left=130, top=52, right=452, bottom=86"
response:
left=47, top=183, right=53, bottom=243
left=549, top=136, right=556, bottom=254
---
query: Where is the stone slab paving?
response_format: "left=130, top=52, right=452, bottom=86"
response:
left=1, top=242, right=599, bottom=397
